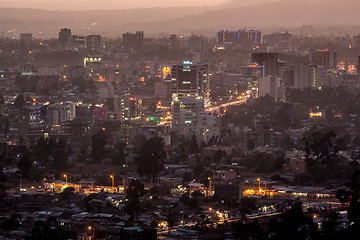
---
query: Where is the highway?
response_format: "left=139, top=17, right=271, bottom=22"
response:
left=205, top=95, right=250, bottom=113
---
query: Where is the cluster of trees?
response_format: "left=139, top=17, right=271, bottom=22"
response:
left=134, top=137, right=166, bottom=180
left=125, top=179, right=146, bottom=223
left=89, top=131, right=127, bottom=165
left=34, top=137, right=73, bottom=171
left=222, top=94, right=293, bottom=129
left=70, top=76, right=96, bottom=93
left=231, top=201, right=319, bottom=240
left=287, top=86, right=360, bottom=117
left=240, top=152, right=286, bottom=174
left=298, top=129, right=352, bottom=185
left=28, top=216, right=77, bottom=240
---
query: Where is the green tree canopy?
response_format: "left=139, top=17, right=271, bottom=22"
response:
left=134, top=137, right=166, bottom=179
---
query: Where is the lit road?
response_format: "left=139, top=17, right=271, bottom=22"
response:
left=157, top=211, right=283, bottom=236
left=206, top=95, right=250, bottom=113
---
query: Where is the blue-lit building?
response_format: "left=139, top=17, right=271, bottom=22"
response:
left=216, top=30, right=262, bottom=48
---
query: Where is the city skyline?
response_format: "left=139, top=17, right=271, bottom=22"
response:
left=1, top=0, right=360, bottom=239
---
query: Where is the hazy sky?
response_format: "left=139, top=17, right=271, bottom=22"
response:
left=0, top=0, right=277, bottom=10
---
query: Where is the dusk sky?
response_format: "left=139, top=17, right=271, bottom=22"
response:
left=0, top=0, right=279, bottom=10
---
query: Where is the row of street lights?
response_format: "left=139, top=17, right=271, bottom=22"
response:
left=62, top=174, right=115, bottom=188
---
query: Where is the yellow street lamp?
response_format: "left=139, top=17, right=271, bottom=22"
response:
left=88, top=226, right=94, bottom=239
left=64, top=174, right=68, bottom=184
left=110, top=175, right=114, bottom=188
left=208, top=177, right=212, bottom=197
left=257, top=178, right=261, bottom=193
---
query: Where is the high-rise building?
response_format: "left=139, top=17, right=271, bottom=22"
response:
left=311, top=49, right=337, bottom=70
left=70, top=35, right=86, bottom=51
left=58, top=28, right=72, bottom=49
left=242, top=64, right=264, bottom=79
left=171, top=98, right=218, bottom=140
left=283, top=66, right=295, bottom=87
left=123, top=31, right=144, bottom=50
left=258, top=76, right=281, bottom=99
left=216, top=30, right=262, bottom=48
left=114, top=95, right=142, bottom=122
left=172, top=99, right=205, bottom=131
left=18, top=105, right=46, bottom=135
left=86, top=35, right=102, bottom=51
left=357, top=55, right=360, bottom=74
left=251, top=52, right=279, bottom=76
left=46, top=103, right=76, bottom=126
left=90, top=68, right=116, bottom=82
left=310, top=64, right=325, bottom=89
left=294, top=64, right=311, bottom=89
left=171, top=61, right=209, bottom=100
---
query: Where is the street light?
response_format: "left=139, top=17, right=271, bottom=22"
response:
left=110, top=175, right=114, bottom=189
left=257, top=178, right=260, bottom=193
left=88, top=226, right=94, bottom=239
left=64, top=174, right=68, bottom=184
left=208, top=177, right=211, bottom=197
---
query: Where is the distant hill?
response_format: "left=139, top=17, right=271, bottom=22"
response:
left=0, top=0, right=359, bottom=38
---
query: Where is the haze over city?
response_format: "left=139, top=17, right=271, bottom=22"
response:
left=1, top=0, right=360, bottom=239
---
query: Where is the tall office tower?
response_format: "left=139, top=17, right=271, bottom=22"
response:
left=86, top=35, right=102, bottom=51
left=357, top=55, right=360, bottom=74
left=20, top=33, right=32, bottom=44
left=18, top=105, right=46, bottom=135
left=172, top=99, right=205, bottom=131
left=310, top=64, right=325, bottom=89
left=311, top=49, right=337, bottom=70
left=122, top=31, right=144, bottom=50
left=71, top=35, right=86, bottom=51
left=46, top=103, right=76, bottom=126
left=251, top=52, right=279, bottom=77
left=171, top=61, right=209, bottom=101
left=283, top=66, right=295, bottom=87
left=216, top=30, right=262, bottom=48
left=258, top=76, right=281, bottom=99
left=294, top=64, right=311, bottom=89
left=58, top=28, right=72, bottom=49
left=114, top=95, right=142, bottom=122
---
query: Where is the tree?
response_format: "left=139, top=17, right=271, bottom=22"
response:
left=1, top=214, right=21, bottom=231
left=30, top=217, right=77, bottom=240
left=188, top=134, right=199, bottom=153
left=166, top=207, right=178, bottom=235
left=59, top=187, right=75, bottom=200
left=91, top=131, right=108, bottom=163
left=240, top=197, right=257, bottom=214
left=336, top=170, right=360, bottom=230
left=111, top=141, right=127, bottom=165
left=125, top=179, right=146, bottom=223
left=134, top=137, right=166, bottom=179
left=247, top=139, right=256, bottom=150
left=14, top=94, right=25, bottom=108
left=53, top=149, right=69, bottom=171
left=213, top=150, right=223, bottom=163
left=17, top=152, right=33, bottom=178
left=267, top=201, right=318, bottom=240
